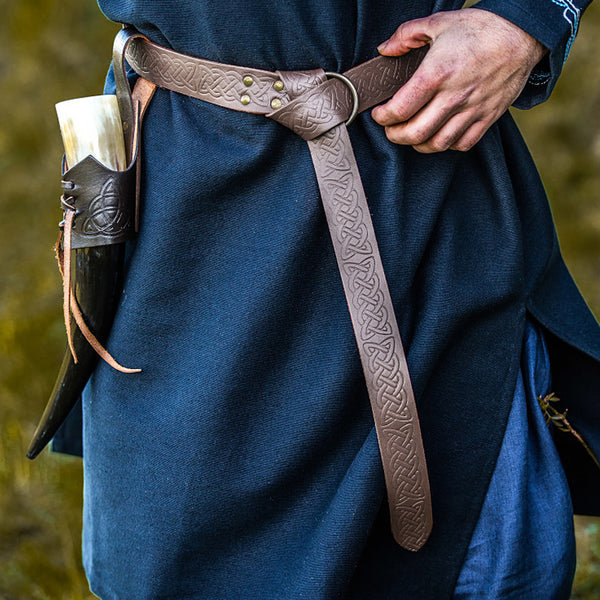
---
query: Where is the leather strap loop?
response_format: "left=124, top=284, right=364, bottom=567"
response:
left=113, top=26, right=147, bottom=162
left=268, top=77, right=354, bottom=140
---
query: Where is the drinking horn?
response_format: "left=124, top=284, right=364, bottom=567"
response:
left=27, top=27, right=156, bottom=459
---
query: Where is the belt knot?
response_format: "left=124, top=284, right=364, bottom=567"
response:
left=268, top=70, right=359, bottom=140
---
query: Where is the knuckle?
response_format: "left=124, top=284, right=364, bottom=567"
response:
left=430, top=136, right=451, bottom=152
left=385, top=100, right=408, bottom=123
left=409, top=73, right=431, bottom=97
left=450, top=132, right=479, bottom=152
left=423, top=137, right=448, bottom=153
left=393, top=120, right=426, bottom=145
left=404, top=132, right=426, bottom=146
left=413, top=144, right=436, bottom=154
left=394, top=22, right=408, bottom=39
left=451, top=142, right=471, bottom=152
left=391, top=108, right=410, bottom=123
left=451, top=88, right=472, bottom=109
left=426, top=13, right=441, bottom=28
left=409, top=126, right=431, bottom=146
left=385, top=126, right=403, bottom=144
left=380, top=95, right=415, bottom=124
left=428, top=62, right=453, bottom=87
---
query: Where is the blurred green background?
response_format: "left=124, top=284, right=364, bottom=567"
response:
left=0, top=1, right=598, bottom=598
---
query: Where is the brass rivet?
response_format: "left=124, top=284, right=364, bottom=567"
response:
left=243, top=76, right=254, bottom=87
left=273, top=80, right=284, bottom=92
left=270, top=97, right=282, bottom=110
left=240, top=94, right=251, bottom=105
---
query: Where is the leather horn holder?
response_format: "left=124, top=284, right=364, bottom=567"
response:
left=26, top=155, right=136, bottom=459
left=61, top=155, right=136, bottom=249
left=26, top=28, right=155, bottom=460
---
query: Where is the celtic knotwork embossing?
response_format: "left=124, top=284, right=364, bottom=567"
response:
left=128, top=41, right=289, bottom=111
left=344, top=259, right=393, bottom=340
left=327, top=178, right=371, bottom=257
left=348, top=48, right=427, bottom=112
left=308, top=124, right=430, bottom=550
left=314, top=128, right=353, bottom=176
left=356, top=58, right=404, bottom=100
left=365, top=337, right=403, bottom=401
left=269, top=79, right=355, bottom=138
left=278, top=70, right=324, bottom=98
left=80, top=177, right=130, bottom=237
left=284, top=93, right=339, bottom=136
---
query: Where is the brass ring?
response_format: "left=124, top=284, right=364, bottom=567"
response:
left=325, top=72, right=359, bottom=126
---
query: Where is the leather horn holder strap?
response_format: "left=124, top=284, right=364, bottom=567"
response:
left=120, top=26, right=433, bottom=552
left=60, top=156, right=137, bottom=250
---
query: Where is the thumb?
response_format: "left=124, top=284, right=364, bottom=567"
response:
left=378, top=16, right=437, bottom=56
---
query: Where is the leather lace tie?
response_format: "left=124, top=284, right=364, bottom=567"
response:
left=56, top=193, right=141, bottom=374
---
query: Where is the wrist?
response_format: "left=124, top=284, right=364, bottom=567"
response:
left=468, top=7, right=548, bottom=68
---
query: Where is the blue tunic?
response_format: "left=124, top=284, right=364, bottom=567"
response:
left=53, top=0, right=600, bottom=597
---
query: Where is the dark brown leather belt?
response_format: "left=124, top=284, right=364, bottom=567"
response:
left=115, top=27, right=432, bottom=551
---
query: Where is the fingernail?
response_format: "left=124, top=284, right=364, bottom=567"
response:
left=377, top=40, right=389, bottom=53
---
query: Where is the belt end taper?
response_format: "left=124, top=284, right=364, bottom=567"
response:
left=390, top=501, right=433, bottom=552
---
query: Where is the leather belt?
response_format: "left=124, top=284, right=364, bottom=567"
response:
left=116, top=27, right=432, bottom=551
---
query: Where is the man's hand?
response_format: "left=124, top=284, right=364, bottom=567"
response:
left=371, top=8, right=547, bottom=153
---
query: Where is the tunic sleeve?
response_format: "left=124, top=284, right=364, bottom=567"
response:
left=472, top=0, right=593, bottom=108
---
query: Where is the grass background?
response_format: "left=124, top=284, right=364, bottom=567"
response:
left=0, top=0, right=598, bottom=597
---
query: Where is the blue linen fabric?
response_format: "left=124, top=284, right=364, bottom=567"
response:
left=50, top=0, right=600, bottom=597
left=454, top=320, right=576, bottom=599
left=81, top=316, right=577, bottom=599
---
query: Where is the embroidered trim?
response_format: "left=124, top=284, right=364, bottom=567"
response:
left=527, top=71, right=551, bottom=86
left=550, top=0, right=581, bottom=63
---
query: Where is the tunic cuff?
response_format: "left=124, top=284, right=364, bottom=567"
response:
left=472, top=0, right=590, bottom=108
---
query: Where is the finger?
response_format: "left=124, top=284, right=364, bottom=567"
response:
left=372, top=43, right=465, bottom=126
left=378, top=14, right=443, bottom=56
left=410, top=112, right=475, bottom=153
left=448, top=119, right=491, bottom=152
left=382, top=94, right=464, bottom=146
left=371, top=64, right=437, bottom=126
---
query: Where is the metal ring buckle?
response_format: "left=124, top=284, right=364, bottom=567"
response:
left=325, top=72, right=359, bottom=126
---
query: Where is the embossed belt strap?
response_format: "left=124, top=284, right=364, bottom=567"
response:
left=122, top=27, right=432, bottom=551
